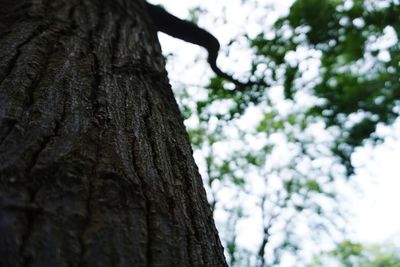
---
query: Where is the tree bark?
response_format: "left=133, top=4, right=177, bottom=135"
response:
left=0, top=0, right=227, bottom=266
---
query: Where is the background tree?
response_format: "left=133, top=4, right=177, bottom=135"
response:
left=0, top=0, right=227, bottom=266
left=308, top=240, right=400, bottom=267
left=159, top=0, right=400, bottom=265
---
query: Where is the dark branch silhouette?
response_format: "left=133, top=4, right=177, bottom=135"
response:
left=146, top=3, right=261, bottom=89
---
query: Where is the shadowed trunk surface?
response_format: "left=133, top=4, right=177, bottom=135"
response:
left=0, top=0, right=227, bottom=266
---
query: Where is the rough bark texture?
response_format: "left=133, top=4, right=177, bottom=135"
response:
left=0, top=0, right=227, bottom=266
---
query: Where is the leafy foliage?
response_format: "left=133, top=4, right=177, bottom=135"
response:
left=308, top=240, right=400, bottom=267
left=166, top=0, right=400, bottom=266
left=250, top=0, right=400, bottom=175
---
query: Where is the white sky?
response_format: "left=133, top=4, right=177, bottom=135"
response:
left=349, top=120, right=400, bottom=244
left=148, top=0, right=400, bottom=252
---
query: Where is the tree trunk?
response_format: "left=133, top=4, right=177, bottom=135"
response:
left=0, top=0, right=227, bottom=266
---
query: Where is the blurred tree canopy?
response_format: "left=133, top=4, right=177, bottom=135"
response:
left=164, top=0, right=399, bottom=266
left=308, top=240, right=400, bottom=267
